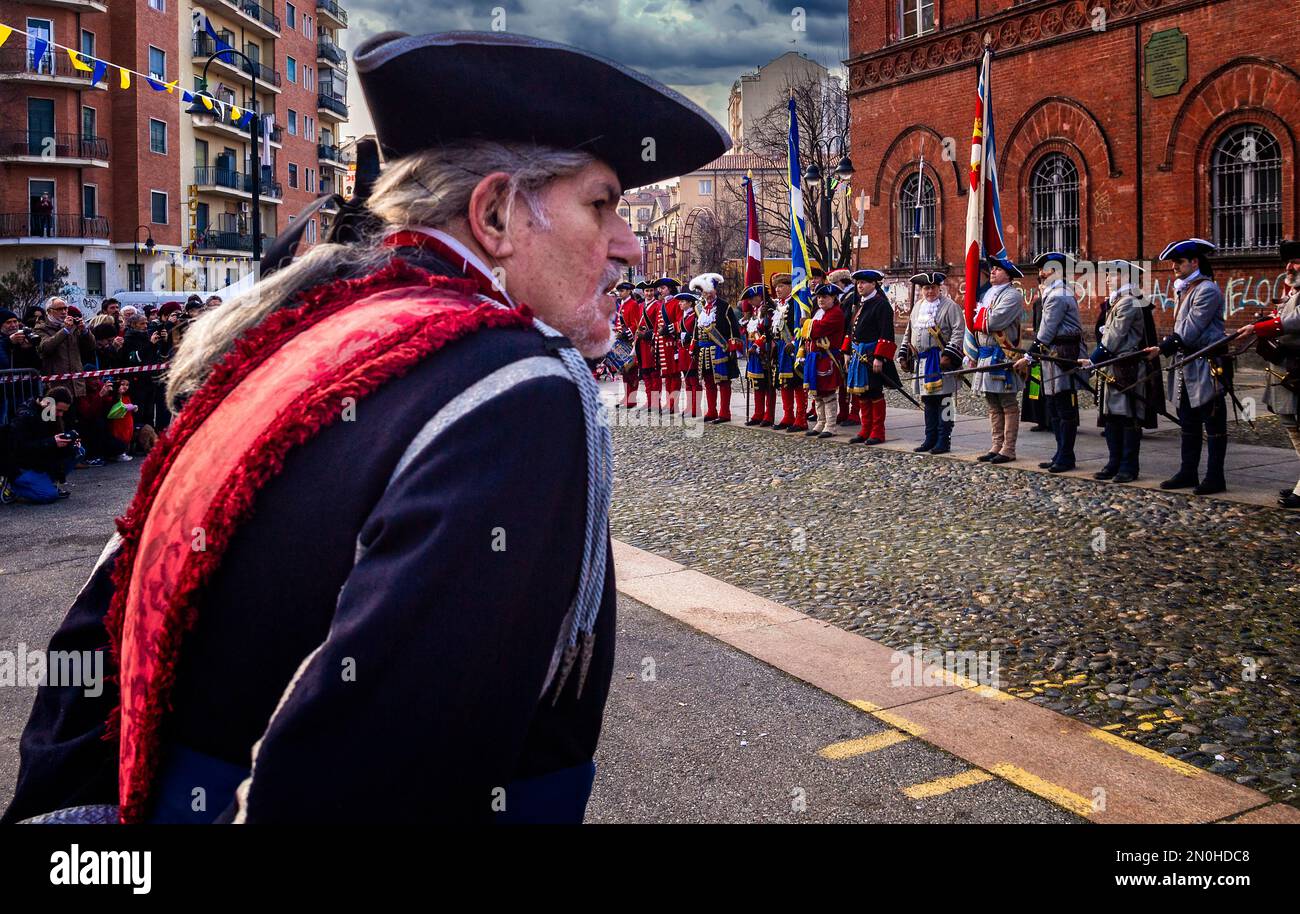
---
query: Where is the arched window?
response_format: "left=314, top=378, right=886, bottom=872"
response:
left=1029, top=153, right=1080, bottom=257
left=896, top=171, right=937, bottom=267
left=1211, top=125, right=1282, bottom=254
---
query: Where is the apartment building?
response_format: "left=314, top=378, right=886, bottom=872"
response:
left=0, top=0, right=350, bottom=305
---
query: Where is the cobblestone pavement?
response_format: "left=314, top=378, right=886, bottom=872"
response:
left=609, top=415, right=1300, bottom=805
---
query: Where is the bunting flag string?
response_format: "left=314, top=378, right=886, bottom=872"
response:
left=0, top=20, right=256, bottom=130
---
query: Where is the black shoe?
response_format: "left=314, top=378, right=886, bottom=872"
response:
left=760, top=420, right=773, bottom=427
left=849, top=435, right=867, bottom=444
left=1113, top=472, right=1137, bottom=483
left=786, top=425, right=803, bottom=433
left=913, top=441, right=936, bottom=453
left=976, top=452, right=998, bottom=462
left=1194, top=479, right=1226, bottom=496
left=929, top=444, right=951, bottom=455
left=818, top=431, right=834, bottom=439
left=804, top=429, right=819, bottom=437
left=1280, top=488, right=1295, bottom=499
left=745, top=418, right=760, bottom=426
left=1094, top=467, right=1119, bottom=480
left=774, top=422, right=789, bottom=430
left=1038, top=460, right=1057, bottom=469
left=1159, top=473, right=1198, bottom=490
left=1047, top=463, right=1075, bottom=474
left=988, top=454, right=1015, bottom=464
left=1279, top=492, right=1300, bottom=509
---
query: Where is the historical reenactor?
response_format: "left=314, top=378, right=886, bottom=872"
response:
left=678, top=291, right=703, bottom=417
left=741, top=284, right=775, bottom=426
left=1080, top=260, right=1159, bottom=482
left=844, top=269, right=899, bottom=445
left=688, top=273, right=740, bottom=422
left=1248, top=239, right=1300, bottom=508
left=971, top=256, right=1027, bottom=463
left=899, top=271, right=964, bottom=453
left=1016, top=252, right=1087, bottom=472
left=612, top=280, right=642, bottom=409
left=1149, top=238, right=1230, bottom=495
left=3, top=29, right=730, bottom=825
left=805, top=283, right=847, bottom=438
left=649, top=276, right=686, bottom=413
left=1020, top=282, right=1051, bottom=433
left=770, top=273, right=807, bottom=431
left=828, top=268, right=855, bottom=424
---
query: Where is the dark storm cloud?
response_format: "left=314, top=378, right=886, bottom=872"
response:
left=340, top=0, right=847, bottom=135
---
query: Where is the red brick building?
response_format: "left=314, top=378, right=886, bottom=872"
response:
left=0, top=0, right=350, bottom=306
left=846, top=0, right=1298, bottom=327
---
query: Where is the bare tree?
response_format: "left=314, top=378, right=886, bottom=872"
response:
left=686, top=202, right=745, bottom=280
left=728, top=72, right=853, bottom=270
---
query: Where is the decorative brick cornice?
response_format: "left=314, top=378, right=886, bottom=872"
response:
left=847, top=0, right=1224, bottom=95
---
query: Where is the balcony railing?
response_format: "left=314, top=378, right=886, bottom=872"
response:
left=239, top=0, right=281, bottom=32
left=0, top=212, right=110, bottom=240
left=318, top=90, right=348, bottom=117
left=318, top=143, right=340, bottom=162
left=317, top=39, right=346, bottom=69
left=0, top=47, right=105, bottom=83
left=0, top=130, right=108, bottom=160
left=192, top=35, right=282, bottom=87
left=194, top=229, right=253, bottom=252
left=317, top=0, right=348, bottom=27
left=195, top=166, right=283, bottom=199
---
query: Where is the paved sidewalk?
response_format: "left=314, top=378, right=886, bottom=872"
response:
left=604, top=381, right=1300, bottom=510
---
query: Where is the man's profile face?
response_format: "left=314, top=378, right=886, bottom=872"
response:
left=1172, top=256, right=1197, bottom=279
left=2, top=317, right=18, bottom=335
left=989, top=266, right=1010, bottom=285
left=503, top=159, right=639, bottom=358
left=856, top=279, right=874, bottom=296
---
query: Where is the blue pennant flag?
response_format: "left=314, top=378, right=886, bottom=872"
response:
left=30, top=38, right=49, bottom=71
left=90, top=59, right=108, bottom=85
left=146, top=77, right=166, bottom=91
left=786, top=97, right=812, bottom=324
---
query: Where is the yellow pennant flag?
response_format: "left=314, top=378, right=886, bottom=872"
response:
left=119, top=67, right=130, bottom=89
left=201, top=94, right=214, bottom=110
left=0, top=24, right=13, bottom=49
left=67, top=49, right=94, bottom=72
left=230, top=106, right=243, bottom=123
left=164, top=79, right=179, bottom=94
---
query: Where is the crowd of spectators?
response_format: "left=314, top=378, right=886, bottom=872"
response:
left=1, top=293, right=223, bottom=504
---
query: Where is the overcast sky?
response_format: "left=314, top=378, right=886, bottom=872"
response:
left=340, top=0, right=849, bottom=141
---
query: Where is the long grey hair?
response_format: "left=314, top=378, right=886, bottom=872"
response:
left=165, top=141, right=595, bottom=409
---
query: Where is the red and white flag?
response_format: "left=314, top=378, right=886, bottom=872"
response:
left=743, top=171, right=763, bottom=288
left=963, top=46, right=1008, bottom=347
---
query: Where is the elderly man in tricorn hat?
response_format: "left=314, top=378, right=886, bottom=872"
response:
left=4, top=31, right=730, bottom=825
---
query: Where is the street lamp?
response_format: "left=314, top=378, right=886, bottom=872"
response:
left=187, top=48, right=263, bottom=263
left=133, top=224, right=155, bottom=291
left=803, top=135, right=855, bottom=267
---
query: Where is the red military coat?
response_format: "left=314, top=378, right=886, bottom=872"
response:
left=649, top=297, right=686, bottom=374
left=809, top=303, right=846, bottom=393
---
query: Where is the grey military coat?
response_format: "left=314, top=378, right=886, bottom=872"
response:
left=1097, top=289, right=1154, bottom=420
left=969, top=283, right=1025, bottom=395
left=1034, top=281, right=1087, bottom=395
left=1263, top=287, right=1300, bottom=418
left=1164, top=277, right=1226, bottom=409
left=905, top=293, right=965, bottom=398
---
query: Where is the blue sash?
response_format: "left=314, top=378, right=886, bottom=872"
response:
left=919, top=347, right=943, bottom=395
left=978, top=343, right=1011, bottom=383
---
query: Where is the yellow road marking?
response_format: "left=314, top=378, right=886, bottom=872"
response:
left=903, top=769, right=994, bottom=800
left=849, top=699, right=881, bottom=713
left=990, top=764, right=1094, bottom=817
left=872, top=710, right=927, bottom=737
left=972, top=685, right=1015, bottom=701
left=1089, top=728, right=1204, bottom=778
left=819, top=730, right=911, bottom=760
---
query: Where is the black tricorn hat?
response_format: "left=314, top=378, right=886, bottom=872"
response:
left=354, top=31, right=732, bottom=190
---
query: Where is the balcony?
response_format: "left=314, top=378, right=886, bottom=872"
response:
left=194, top=110, right=284, bottom=147
left=317, top=38, right=347, bottom=71
left=194, top=166, right=284, bottom=202
left=194, top=229, right=253, bottom=254
left=26, top=0, right=108, bottom=10
left=0, top=212, right=110, bottom=245
left=0, top=130, right=109, bottom=166
left=0, top=48, right=109, bottom=89
left=317, top=89, right=348, bottom=120
left=192, top=35, right=281, bottom=91
left=318, top=143, right=341, bottom=164
left=317, top=0, right=348, bottom=29
left=193, top=0, right=281, bottom=38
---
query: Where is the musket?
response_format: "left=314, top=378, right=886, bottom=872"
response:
left=1093, top=365, right=1183, bottom=429
left=1111, top=324, right=1253, bottom=397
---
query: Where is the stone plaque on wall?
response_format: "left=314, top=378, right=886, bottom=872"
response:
left=1145, top=28, right=1188, bottom=98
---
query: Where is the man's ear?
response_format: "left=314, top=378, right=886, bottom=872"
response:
left=467, top=172, right=517, bottom=260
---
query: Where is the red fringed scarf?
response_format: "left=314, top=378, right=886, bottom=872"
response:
left=103, top=261, right=533, bottom=823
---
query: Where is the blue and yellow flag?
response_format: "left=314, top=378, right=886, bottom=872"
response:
left=786, top=97, right=812, bottom=324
